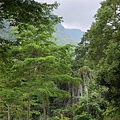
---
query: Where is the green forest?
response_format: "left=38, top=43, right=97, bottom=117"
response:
left=0, top=0, right=120, bottom=120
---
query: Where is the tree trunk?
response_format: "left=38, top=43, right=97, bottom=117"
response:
left=82, top=70, right=89, bottom=111
left=6, top=104, right=10, bottom=120
left=42, top=100, right=47, bottom=120
left=71, top=86, right=75, bottom=104
left=78, top=83, right=82, bottom=96
left=67, top=83, right=71, bottom=105
left=27, top=97, right=30, bottom=120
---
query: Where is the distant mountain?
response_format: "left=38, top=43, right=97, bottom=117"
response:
left=65, top=29, right=84, bottom=41
left=53, top=23, right=84, bottom=45
left=0, top=20, right=15, bottom=40
left=1, top=21, right=84, bottom=46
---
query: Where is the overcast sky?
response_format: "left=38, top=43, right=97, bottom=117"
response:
left=35, top=0, right=103, bottom=31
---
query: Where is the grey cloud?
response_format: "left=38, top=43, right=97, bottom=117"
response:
left=36, top=0, right=103, bottom=31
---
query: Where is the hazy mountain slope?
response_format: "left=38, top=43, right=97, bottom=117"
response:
left=65, top=29, right=84, bottom=41
left=0, top=20, right=15, bottom=40
left=53, top=23, right=84, bottom=45
left=1, top=21, right=84, bottom=46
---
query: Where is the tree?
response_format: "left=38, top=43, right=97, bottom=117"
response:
left=0, top=0, right=61, bottom=30
left=0, top=22, right=80, bottom=119
left=0, top=0, right=61, bottom=75
left=72, top=68, right=106, bottom=120
left=72, top=35, right=89, bottom=71
left=83, top=0, right=120, bottom=117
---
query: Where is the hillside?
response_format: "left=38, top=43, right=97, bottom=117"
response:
left=0, top=22, right=84, bottom=46
left=65, top=28, right=84, bottom=41
left=53, top=23, right=84, bottom=45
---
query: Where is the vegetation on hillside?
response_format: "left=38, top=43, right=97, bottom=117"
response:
left=53, top=24, right=84, bottom=45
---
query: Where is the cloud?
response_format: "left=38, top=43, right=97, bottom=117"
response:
left=35, top=0, right=103, bottom=31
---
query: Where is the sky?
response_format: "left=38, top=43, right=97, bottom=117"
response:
left=35, top=0, right=103, bottom=31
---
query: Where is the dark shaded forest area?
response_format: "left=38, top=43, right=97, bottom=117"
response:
left=0, top=0, right=120, bottom=120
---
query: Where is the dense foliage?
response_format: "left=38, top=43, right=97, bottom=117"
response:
left=0, top=0, right=120, bottom=120
left=0, top=0, right=61, bottom=30
left=80, top=0, right=120, bottom=119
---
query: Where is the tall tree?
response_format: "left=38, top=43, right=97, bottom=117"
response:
left=0, top=0, right=61, bottom=75
left=0, top=0, right=61, bottom=30
left=0, top=23, right=79, bottom=119
left=83, top=0, right=120, bottom=116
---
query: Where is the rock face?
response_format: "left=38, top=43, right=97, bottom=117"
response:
left=53, top=23, right=84, bottom=45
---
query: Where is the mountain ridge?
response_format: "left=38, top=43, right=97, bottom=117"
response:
left=53, top=23, right=84, bottom=45
left=0, top=21, right=84, bottom=46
